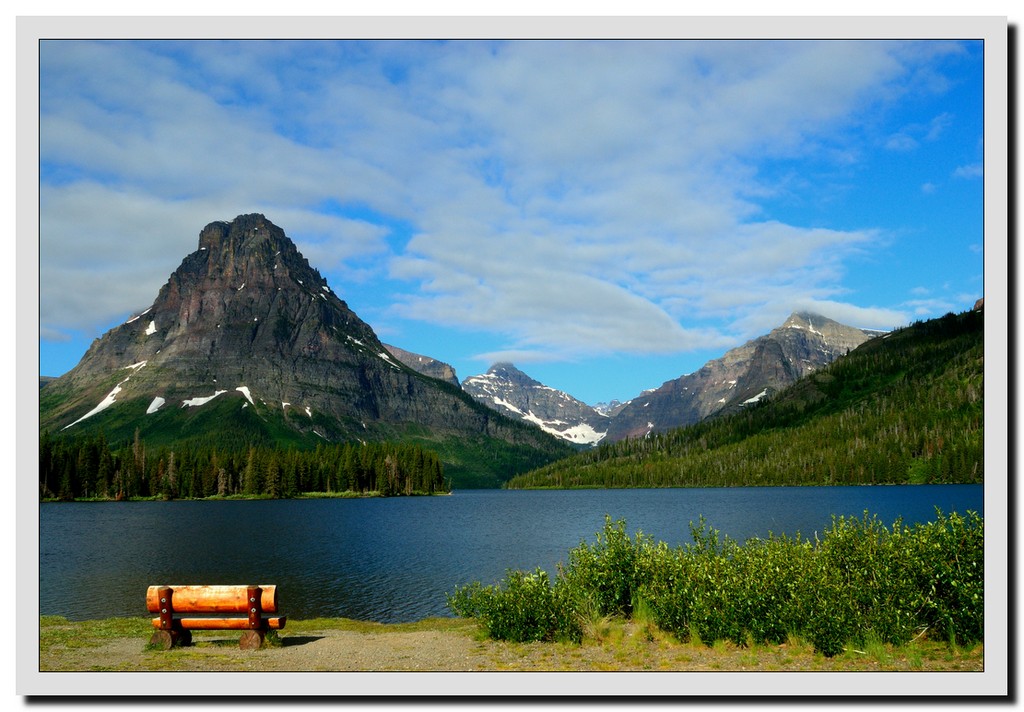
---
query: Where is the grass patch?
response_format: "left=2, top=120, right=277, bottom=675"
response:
left=286, top=616, right=474, bottom=635
left=40, top=615, right=152, bottom=650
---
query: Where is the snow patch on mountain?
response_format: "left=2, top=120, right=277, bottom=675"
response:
left=492, top=397, right=525, bottom=416
left=742, top=389, right=768, bottom=405
left=125, top=308, right=151, bottom=325
left=63, top=380, right=128, bottom=429
left=63, top=361, right=150, bottom=429
left=520, top=412, right=607, bottom=445
left=377, top=351, right=401, bottom=369
left=182, top=390, right=227, bottom=407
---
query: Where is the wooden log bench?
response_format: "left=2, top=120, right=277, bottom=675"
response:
left=146, top=584, right=286, bottom=650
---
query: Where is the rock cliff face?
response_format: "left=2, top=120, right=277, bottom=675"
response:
left=41, top=215, right=567, bottom=464
left=384, top=344, right=461, bottom=387
left=603, top=312, right=879, bottom=441
left=462, top=363, right=608, bottom=445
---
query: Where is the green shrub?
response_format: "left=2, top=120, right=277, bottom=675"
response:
left=674, top=521, right=740, bottom=646
left=446, top=568, right=582, bottom=643
left=641, top=544, right=694, bottom=640
left=913, top=510, right=984, bottom=644
left=447, top=511, right=984, bottom=657
left=803, top=587, right=857, bottom=657
left=730, top=534, right=812, bottom=645
left=558, top=516, right=652, bottom=618
left=812, top=513, right=922, bottom=647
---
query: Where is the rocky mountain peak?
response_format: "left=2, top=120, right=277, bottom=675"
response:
left=198, top=213, right=282, bottom=253
left=775, top=311, right=877, bottom=358
left=485, top=362, right=542, bottom=387
left=42, top=215, right=571, bottom=482
left=384, top=344, right=460, bottom=387
left=602, top=311, right=880, bottom=442
left=192, top=213, right=325, bottom=288
left=48, top=214, right=379, bottom=400
left=783, top=311, right=818, bottom=326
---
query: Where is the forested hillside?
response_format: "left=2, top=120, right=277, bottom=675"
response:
left=505, top=309, right=983, bottom=489
left=39, top=432, right=448, bottom=500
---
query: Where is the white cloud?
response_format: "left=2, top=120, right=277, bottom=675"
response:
left=39, top=326, right=72, bottom=343
left=885, top=133, right=918, bottom=151
left=953, top=163, right=983, bottom=179
left=884, top=112, right=952, bottom=152
left=735, top=300, right=909, bottom=336
left=39, top=38, right=975, bottom=364
left=925, top=112, right=954, bottom=141
left=904, top=298, right=957, bottom=316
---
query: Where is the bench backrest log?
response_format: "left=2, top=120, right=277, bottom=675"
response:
left=146, top=584, right=279, bottom=616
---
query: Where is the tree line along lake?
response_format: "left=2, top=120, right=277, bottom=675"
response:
left=38, top=484, right=983, bottom=623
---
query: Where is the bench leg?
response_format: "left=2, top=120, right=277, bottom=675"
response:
left=239, top=629, right=266, bottom=650
left=149, top=628, right=190, bottom=650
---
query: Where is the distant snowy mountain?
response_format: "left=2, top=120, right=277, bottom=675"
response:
left=592, top=399, right=627, bottom=417
left=462, top=363, right=608, bottom=446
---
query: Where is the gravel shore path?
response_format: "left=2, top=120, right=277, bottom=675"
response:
left=43, top=627, right=490, bottom=672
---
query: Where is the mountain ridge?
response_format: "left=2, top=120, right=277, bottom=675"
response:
left=505, top=308, right=984, bottom=489
left=455, top=311, right=881, bottom=445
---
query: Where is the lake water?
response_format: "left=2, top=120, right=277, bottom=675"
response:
left=39, top=485, right=983, bottom=623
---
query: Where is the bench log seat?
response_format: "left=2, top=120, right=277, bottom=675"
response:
left=146, top=584, right=286, bottom=649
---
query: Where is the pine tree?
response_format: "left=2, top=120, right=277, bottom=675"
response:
left=243, top=447, right=260, bottom=495
left=264, top=456, right=280, bottom=498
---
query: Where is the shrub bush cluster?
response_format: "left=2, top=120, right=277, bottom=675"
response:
left=446, top=511, right=983, bottom=656
left=445, top=569, right=583, bottom=643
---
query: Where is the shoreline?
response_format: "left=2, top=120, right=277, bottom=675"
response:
left=39, top=490, right=453, bottom=503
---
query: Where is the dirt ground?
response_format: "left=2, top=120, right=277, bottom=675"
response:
left=38, top=618, right=985, bottom=674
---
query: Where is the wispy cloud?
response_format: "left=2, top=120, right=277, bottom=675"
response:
left=885, top=133, right=919, bottom=151
left=953, top=163, right=983, bottom=179
left=904, top=298, right=958, bottom=316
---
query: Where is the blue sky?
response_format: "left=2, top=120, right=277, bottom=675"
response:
left=38, top=36, right=986, bottom=405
